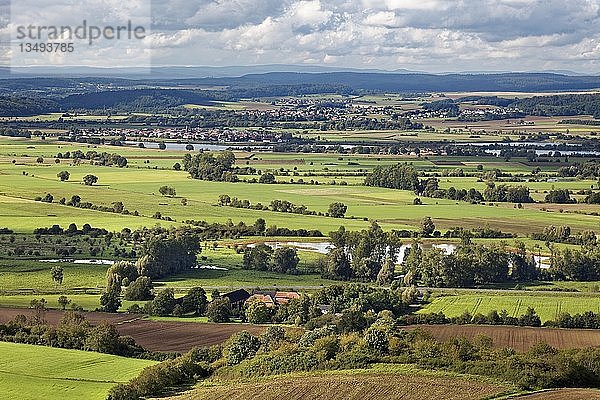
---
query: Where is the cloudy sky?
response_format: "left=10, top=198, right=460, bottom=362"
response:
left=5, top=0, right=600, bottom=73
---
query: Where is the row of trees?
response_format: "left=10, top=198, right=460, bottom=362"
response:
left=406, top=308, right=541, bottom=327
left=218, top=195, right=347, bottom=218
left=365, top=164, right=533, bottom=204
left=0, top=312, right=142, bottom=356
left=325, top=223, right=400, bottom=283
left=404, top=241, right=538, bottom=287
left=55, top=150, right=128, bottom=168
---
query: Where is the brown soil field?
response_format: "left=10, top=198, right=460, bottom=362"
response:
left=411, top=325, right=600, bottom=352
left=0, top=307, right=264, bottom=352
left=170, top=373, right=510, bottom=400
left=3, top=307, right=600, bottom=353
left=116, top=320, right=264, bottom=352
left=515, top=389, right=600, bottom=399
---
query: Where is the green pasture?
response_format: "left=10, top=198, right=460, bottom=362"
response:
left=1, top=138, right=600, bottom=236
left=0, top=260, right=106, bottom=292
left=0, top=342, right=156, bottom=400
left=1, top=159, right=600, bottom=234
left=0, top=247, right=329, bottom=299
left=419, top=293, right=600, bottom=322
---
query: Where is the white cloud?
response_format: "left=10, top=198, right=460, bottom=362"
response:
left=6, top=0, right=600, bottom=72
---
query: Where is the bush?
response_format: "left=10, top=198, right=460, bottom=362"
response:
left=225, top=331, right=261, bottom=365
left=206, top=298, right=231, bottom=323
left=124, top=277, right=154, bottom=301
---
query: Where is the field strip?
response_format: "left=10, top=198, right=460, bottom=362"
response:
left=471, top=297, right=482, bottom=315
left=513, top=298, right=523, bottom=317
left=0, top=369, right=120, bottom=384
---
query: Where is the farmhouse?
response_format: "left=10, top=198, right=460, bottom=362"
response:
left=246, top=290, right=301, bottom=307
left=222, top=289, right=251, bottom=312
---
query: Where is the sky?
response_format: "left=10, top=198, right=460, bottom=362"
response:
left=3, top=0, right=600, bottom=73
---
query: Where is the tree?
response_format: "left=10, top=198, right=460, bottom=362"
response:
left=58, top=295, right=70, bottom=310
left=364, top=326, right=389, bottom=354
left=181, top=287, right=208, bottom=315
left=83, top=174, right=98, bottom=186
left=112, top=201, right=124, bottom=213
left=136, top=230, right=200, bottom=279
left=51, top=265, right=64, bottom=285
left=106, top=261, right=138, bottom=290
left=68, top=195, right=81, bottom=206
left=206, top=298, right=231, bottom=322
left=518, top=307, right=541, bottom=327
left=545, top=189, right=574, bottom=204
left=272, top=247, right=299, bottom=274
left=259, top=172, right=276, bottom=184
left=421, top=216, right=435, bottom=236
left=57, top=171, right=70, bottom=181
left=254, top=218, right=266, bottom=235
left=159, top=185, right=176, bottom=197
left=225, top=331, right=261, bottom=365
left=36, top=156, right=44, bottom=163
left=245, top=299, right=272, bottom=324
left=218, top=194, right=231, bottom=205
left=100, top=286, right=121, bottom=313
left=85, top=321, right=122, bottom=354
left=376, top=257, right=395, bottom=286
left=328, top=202, right=347, bottom=218
left=243, top=244, right=273, bottom=271
left=173, top=162, right=181, bottom=171
left=124, top=276, right=154, bottom=301
left=326, top=248, right=353, bottom=280
left=30, top=298, right=47, bottom=323
left=152, top=288, right=176, bottom=316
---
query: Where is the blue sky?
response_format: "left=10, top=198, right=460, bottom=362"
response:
left=4, top=0, right=600, bottom=73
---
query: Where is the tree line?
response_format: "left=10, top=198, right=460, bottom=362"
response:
left=365, top=164, right=533, bottom=204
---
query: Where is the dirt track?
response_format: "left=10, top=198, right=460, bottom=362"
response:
left=514, top=389, right=600, bottom=399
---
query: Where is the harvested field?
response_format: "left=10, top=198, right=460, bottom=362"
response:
left=0, top=307, right=264, bottom=352
left=0, top=307, right=135, bottom=325
left=515, top=389, right=600, bottom=399
left=171, top=372, right=510, bottom=400
left=115, top=320, right=264, bottom=352
left=410, top=325, right=600, bottom=352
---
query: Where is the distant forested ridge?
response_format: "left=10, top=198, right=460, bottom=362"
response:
left=61, top=89, right=216, bottom=111
left=2, top=72, right=600, bottom=115
left=0, top=96, right=59, bottom=116
left=513, top=94, right=600, bottom=118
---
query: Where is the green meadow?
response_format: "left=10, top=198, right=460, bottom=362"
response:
left=419, top=293, right=600, bottom=323
left=1, top=138, right=600, bottom=235
left=0, top=341, right=156, bottom=400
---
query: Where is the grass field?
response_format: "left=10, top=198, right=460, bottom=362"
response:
left=2, top=137, right=600, bottom=235
left=0, top=342, right=156, bottom=400
left=171, top=364, right=516, bottom=400
left=419, top=293, right=600, bottom=322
